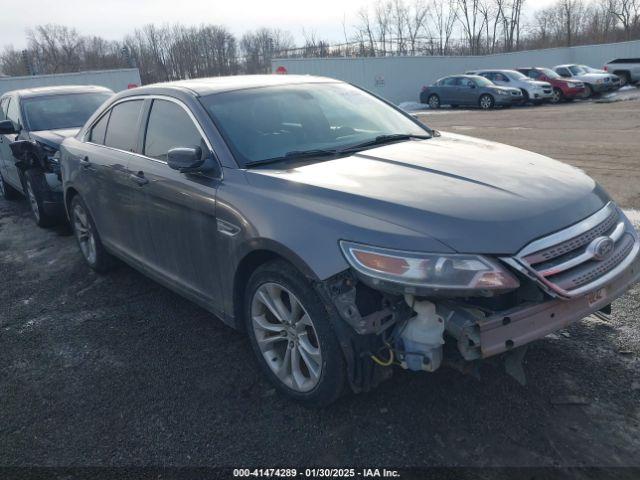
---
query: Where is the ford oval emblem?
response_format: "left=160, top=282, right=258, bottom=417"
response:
left=588, top=236, right=615, bottom=261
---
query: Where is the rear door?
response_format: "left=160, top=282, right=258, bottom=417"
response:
left=439, top=77, right=459, bottom=104
left=127, top=97, right=222, bottom=304
left=80, top=99, right=150, bottom=260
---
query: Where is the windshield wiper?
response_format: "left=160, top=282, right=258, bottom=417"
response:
left=338, top=133, right=431, bottom=153
left=244, top=149, right=340, bottom=168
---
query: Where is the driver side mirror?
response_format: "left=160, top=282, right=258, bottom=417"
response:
left=0, top=119, right=17, bottom=135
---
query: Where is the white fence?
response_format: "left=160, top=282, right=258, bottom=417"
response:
left=0, top=68, right=142, bottom=96
left=272, top=40, right=640, bottom=104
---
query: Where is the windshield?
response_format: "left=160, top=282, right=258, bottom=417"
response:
left=581, top=65, right=599, bottom=73
left=22, top=92, right=113, bottom=131
left=540, top=68, right=561, bottom=79
left=200, top=83, right=430, bottom=167
left=569, top=65, right=585, bottom=75
left=505, top=70, right=529, bottom=81
left=472, top=76, right=493, bottom=87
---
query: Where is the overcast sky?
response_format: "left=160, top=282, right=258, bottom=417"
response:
left=2, top=0, right=560, bottom=49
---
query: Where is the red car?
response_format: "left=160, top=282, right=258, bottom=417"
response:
left=517, top=67, right=586, bottom=103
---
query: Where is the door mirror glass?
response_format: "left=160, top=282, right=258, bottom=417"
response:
left=168, top=146, right=204, bottom=172
left=0, top=119, right=17, bottom=134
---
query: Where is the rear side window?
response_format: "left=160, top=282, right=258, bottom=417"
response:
left=104, top=100, right=143, bottom=152
left=89, top=111, right=111, bottom=145
left=528, top=70, right=541, bottom=79
left=143, top=99, right=205, bottom=162
left=610, top=58, right=640, bottom=64
left=442, top=77, right=459, bottom=86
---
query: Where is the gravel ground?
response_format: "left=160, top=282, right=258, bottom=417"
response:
left=1, top=99, right=640, bottom=471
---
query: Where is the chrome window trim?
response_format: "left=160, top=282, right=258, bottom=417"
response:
left=81, top=94, right=222, bottom=178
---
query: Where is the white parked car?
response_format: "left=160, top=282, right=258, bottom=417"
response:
left=603, top=58, right=640, bottom=86
left=579, top=65, right=621, bottom=90
left=553, top=64, right=618, bottom=97
left=466, top=69, right=554, bottom=104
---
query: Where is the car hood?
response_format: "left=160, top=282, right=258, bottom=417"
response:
left=246, top=132, right=609, bottom=255
left=30, top=128, right=80, bottom=150
left=528, top=80, right=551, bottom=88
left=574, top=73, right=609, bottom=81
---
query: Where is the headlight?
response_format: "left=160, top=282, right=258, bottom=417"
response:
left=340, top=241, right=520, bottom=291
left=496, top=89, right=509, bottom=96
left=596, top=79, right=604, bottom=84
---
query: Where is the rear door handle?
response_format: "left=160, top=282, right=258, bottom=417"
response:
left=80, top=156, right=91, bottom=168
left=130, top=171, right=149, bottom=186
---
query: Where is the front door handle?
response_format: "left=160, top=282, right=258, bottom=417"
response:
left=80, top=156, right=91, bottom=169
left=130, top=171, right=149, bottom=186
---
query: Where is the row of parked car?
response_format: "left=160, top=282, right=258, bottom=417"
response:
left=419, top=60, right=639, bottom=109
left=1, top=74, right=639, bottom=406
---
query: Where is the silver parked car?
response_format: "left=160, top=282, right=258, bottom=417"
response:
left=554, top=64, right=618, bottom=97
left=466, top=69, right=554, bottom=104
left=60, top=75, right=640, bottom=406
left=420, top=75, right=523, bottom=109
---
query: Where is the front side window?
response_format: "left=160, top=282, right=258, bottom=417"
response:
left=557, top=68, right=571, bottom=77
left=104, top=100, right=143, bottom=152
left=22, top=92, right=112, bottom=131
left=472, top=76, right=493, bottom=87
left=442, top=77, right=459, bottom=86
left=200, top=82, right=429, bottom=166
left=0, top=98, right=8, bottom=120
left=144, top=100, right=205, bottom=162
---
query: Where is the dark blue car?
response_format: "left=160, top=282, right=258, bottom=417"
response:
left=420, top=75, right=523, bottom=110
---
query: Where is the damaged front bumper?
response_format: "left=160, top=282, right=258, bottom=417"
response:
left=442, top=251, right=640, bottom=360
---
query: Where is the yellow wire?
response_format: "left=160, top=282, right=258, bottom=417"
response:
left=370, top=348, right=394, bottom=367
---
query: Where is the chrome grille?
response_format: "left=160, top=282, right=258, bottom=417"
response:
left=506, top=202, right=639, bottom=298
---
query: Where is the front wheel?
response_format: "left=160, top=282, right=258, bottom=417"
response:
left=479, top=94, right=495, bottom=110
left=70, top=195, right=115, bottom=272
left=550, top=88, right=564, bottom=104
left=427, top=94, right=440, bottom=109
left=244, top=260, right=346, bottom=407
left=584, top=84, right=594, bottom=98
left=24, top=170, right=57, bottom=227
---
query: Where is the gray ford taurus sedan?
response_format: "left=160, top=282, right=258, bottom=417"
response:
left=60, top=75, right=640, bottom=406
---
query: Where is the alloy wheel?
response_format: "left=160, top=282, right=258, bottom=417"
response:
left=251, top=282, right=322, bottom=392
left=551, top=89, right=562, bottom=103
left=428, top=95, right=440, bottom=109
left=26, top=180, right=40, bottom=222
left=73, top=203, right=97, bottom=265
left=480, top=95, right=493, bottom=109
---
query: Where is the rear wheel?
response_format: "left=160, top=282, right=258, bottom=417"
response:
left=24, top=170, right=56, bottom=227
left=244, top=260, right=346, bottom=407
left=479, top=94, right=495, bottom=110
left=427, top=94, right=440, bottom=109
left=550, top=88, right=564, bottom=104
left=70, top=195, right=115, bottom=272
left=0, top=171, right=20, bottom=200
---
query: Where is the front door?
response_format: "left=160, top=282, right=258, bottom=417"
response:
left=0, top=96, right=23, bottom=189
left=129, top=98, right=222, bottom=304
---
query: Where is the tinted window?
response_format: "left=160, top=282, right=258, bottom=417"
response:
left=89, top=111, right=111, bottom=145
left=494, top=73, right=509, bottom=82
left=461, top=78, right=476, bottom=88
left=527, top=70, right=541, bottom=79
left=104, top=100, right=143, bottom=152
left=144, top=100, right=205, bottom=162
left=6, top=97, right=20, bottom=126
left=556, top=68, right=571, bottom=77
left=22, top=92, right=112, bottom=131
left=442, top=77, right=459, bottom=86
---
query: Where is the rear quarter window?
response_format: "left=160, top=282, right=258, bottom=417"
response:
left=89, top=111, right=111, bottom=145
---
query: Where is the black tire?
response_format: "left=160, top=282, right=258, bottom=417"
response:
left=550, top=88, right=564, bottom=104
left=244, top=259, right=346, bottom=407
left=479, top=94, right=495, bottom=110
left=69, top=195, right=115, bottom=272
left=520, top=89, right=530, bottom=104
left=0, top=170, right=20, bottom=200
left=617, top=72, right=630, bottom=86
left=24, top=169, right=57, bottom=227
left=584, top=84, right=594, bottom=98
left=427, top=94, right=440, bottom=109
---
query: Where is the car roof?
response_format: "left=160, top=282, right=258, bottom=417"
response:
left=127, top=74, right=341, bottom=97
left=2, top=84, right=114, bottom=99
